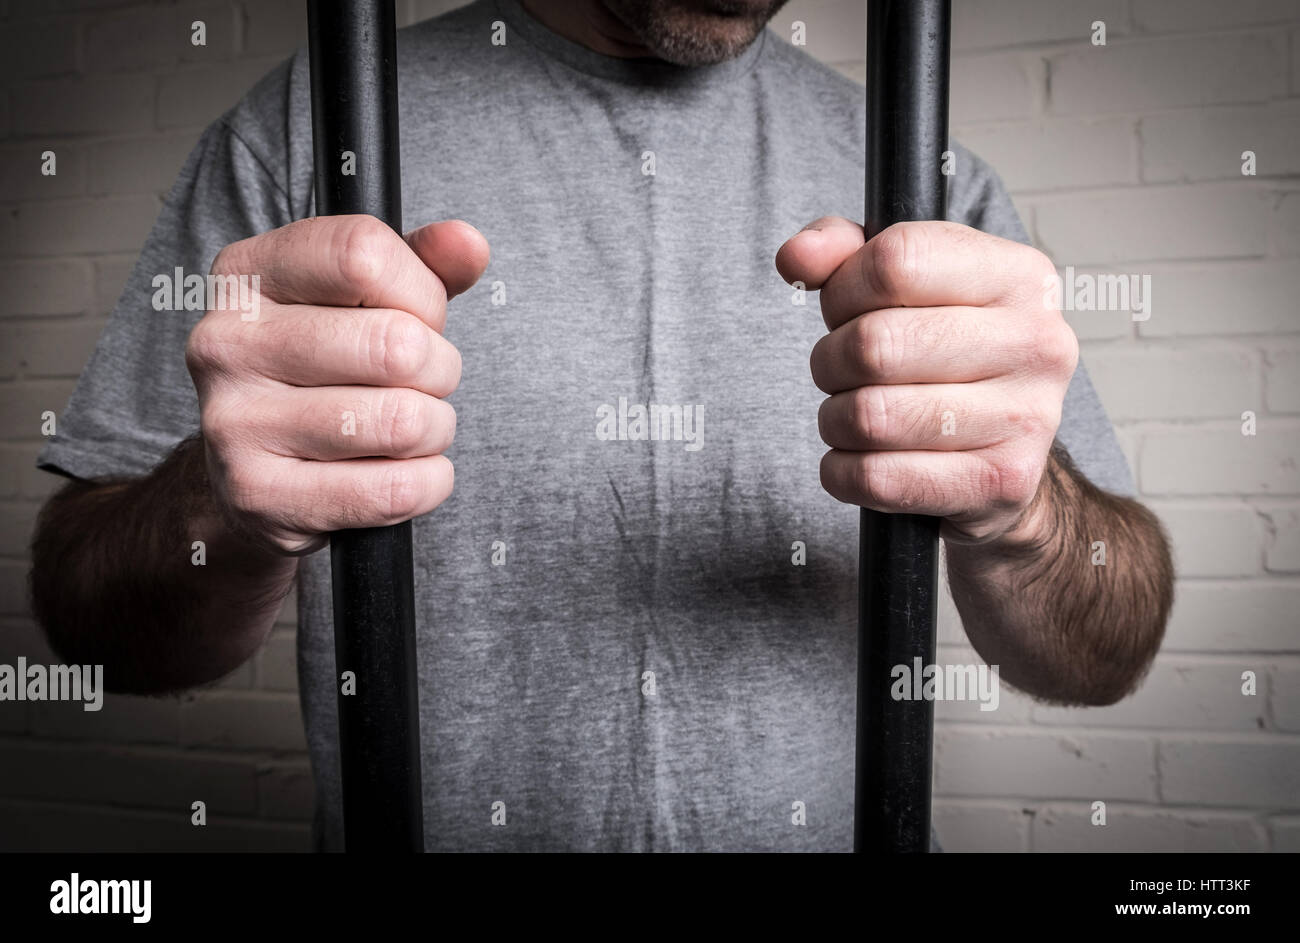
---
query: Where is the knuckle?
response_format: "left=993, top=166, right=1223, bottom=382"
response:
left=369, top=313, right=430, bottom=381
left=852, top=386, right=889, bottom=444
left=867, top=222, right=925, bottom=298
left=337, top=216, right=393, bottom=293
left=1030, top=317, right=1079, bottom=376
left=857, top=316, right=898, bottom=381
left=380, top=390, right=429, bottom=455
left=992, top=452, right=1042, bottom=508
left=379, top=464, right=423, bottom=521
left=184, top=320, right=222, bottom=375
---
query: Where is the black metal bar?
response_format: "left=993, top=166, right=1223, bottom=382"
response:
left=307, top=0, right=424, bottom=852
left=855, top=0, right=951, bottom=853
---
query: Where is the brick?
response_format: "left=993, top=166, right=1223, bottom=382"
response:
left=0, top=17, right=79, bottom=78
left=156, top=57, right=282, bottom=131
left=19, top=443, right=65, bottom=501
left=0, top=618, right=56, bottom=663
left=1138, top=261, right=1300, bottom=337
left=84, top=4, right=235, bottom=73
left=1066, top=305, right=1134, bottom=341
left=952, top=0, right=1128, bottom=51
left=1272, top=665, right=1300, bottom=731
left=1159, top=737, right=1300, bottom=806
left=0, top=259, right=94, bottom=316
left=1049, top=32, right=1288, bottom=116
left=955, top=117, right=1135, bottom=192
left=1262, top=506, right=1300, bottom=572
left=255, top=630, right=297, bottom=692
left=1271, top=189, right=1300, bottom=255
left=1033, top=658, right=1267, bottom=730
left=256, top=759, right=314, bottom=819
left=770, top=0, right=863, bottom=66
left=30, top=691, right=182, bottom=744
left=1034, top=186, right=1270, bottom=265
left=1147, top=504, right=1261, bottom=577
left=11, top=75, right=155, bottom=137
left=1085, top=347, right=1259, bottom=422
left=1163, top=584, right=1300, bottom=652
left=932, top=802, right=1030, bottom=852
left=87, top=131, right=199, bottom=195
left=1132, top=0, right=1300, bottom=33
left=0, top=501, right=40, bottom=557
left=1141, top=101, right=1300, bottom=183
left=242, top=0, right=310, bottom=59
left=179, top=690, right=307, bottom=752
left=0, top=799, right=310, bottom=852
left=1264, top=346, right=1300, bottom=413
left=935, top=729, right=1157, bottom=800
left=12, top=195, right=159, bottom=257
left=1294, top=26, right=1300, bottom=95
left=0, top=741, right=259, bottom=813
left=0, top=380, right=77, bottom=440
left=1033, top=803, right=1265, bottom=851
left=0, top=447, right=29, bottom=498
left=0, top=321, right=106, bottom=378
left=215, top=657, right=254, bottom=690
left=951, top=53, right=1042, bottom=123
left=0, top=143, right=86, bottom=199
left=93, top=255, right=136, bottom=316
left=1272, top=816, right=1300, bottom=851
left=1140, top=426, right=1300, bottom=495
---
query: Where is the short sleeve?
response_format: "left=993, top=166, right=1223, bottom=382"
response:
left=947, top=142, right=1136, bottom=498
left=36, top=65, right=295, bottom=482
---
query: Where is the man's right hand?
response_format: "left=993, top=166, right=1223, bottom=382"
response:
left=185, top=215, right=490, bottom=555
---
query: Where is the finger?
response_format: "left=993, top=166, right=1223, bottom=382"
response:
left=817, top=383, right=1047, bottom=452
left=818, top=221, right=1046, bottom=330
left=819, top=448, right=1001, bottom=516
left=774, top=216, right=866, bottom=289
left=404, top=219, right=491, bottom=300
left=809, top=306, right=1022, bottom=393
left=215, top=215, right=450, bottom=330
left=254, top=386, right=456, bottom=461
left=259, top=454, right=456, bottom=533
left=219, top=304, right=461, bottom=398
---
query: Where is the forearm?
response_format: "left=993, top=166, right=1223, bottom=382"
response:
left=29, top=434, right=297, bottom=695
left=944, top=443, right=1174, bottom=706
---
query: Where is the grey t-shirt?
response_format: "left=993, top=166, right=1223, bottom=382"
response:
left=37, top=0, right=1133, bottom=851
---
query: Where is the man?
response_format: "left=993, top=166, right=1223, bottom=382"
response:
left=29, top=0, right=1172, bottom=851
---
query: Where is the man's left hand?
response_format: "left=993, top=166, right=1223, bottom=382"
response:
left=775, top=217, right=1078, bottom=546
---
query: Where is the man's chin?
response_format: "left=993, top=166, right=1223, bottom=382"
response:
left=603, top=0, right=788, bottom=67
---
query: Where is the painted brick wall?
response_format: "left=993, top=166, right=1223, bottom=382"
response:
left=0, top=0, right=1295, bottom=851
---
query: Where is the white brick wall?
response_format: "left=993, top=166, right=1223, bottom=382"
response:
left=1, top=0, right=1296, bottom=852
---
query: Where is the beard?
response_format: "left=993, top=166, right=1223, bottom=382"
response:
left=601, top=0, right=791, bottom=66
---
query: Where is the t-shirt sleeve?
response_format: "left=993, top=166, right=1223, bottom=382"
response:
left=36, top=66, right=296, bottom=483
left=946, top=142, right=1136, bottom=498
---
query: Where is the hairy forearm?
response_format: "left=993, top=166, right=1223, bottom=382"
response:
left=29, top=434, right=297, bottom=695
left=945, top=443, right=1174, bottom=706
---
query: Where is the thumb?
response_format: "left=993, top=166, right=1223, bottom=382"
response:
left=404, top=219, right=491, bottom=300
left=774, top=216, right=865, bottom=290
